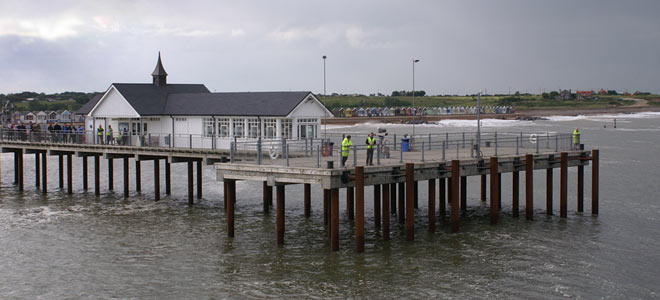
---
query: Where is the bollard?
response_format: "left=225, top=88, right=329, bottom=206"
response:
left=257, top=138, right=262, bottom=165
left=442, top=141, right=446, bottom=161
left=400, top=142, right=403, bottom=163
left=421, top=142, right=425, bottom=162
left=516, top=137, right=519, bottom=155
left=230, top=142, right=234, bottom=163
left=495, top=132, right=498, bottom=156
left=317, top=145, right=320, bottom=168
left=353, top=145, right=357, bottom=166
left=286, top=144, right=290, bottom=166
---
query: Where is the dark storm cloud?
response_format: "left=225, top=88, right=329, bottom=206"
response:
left=1, top=0, right=659, bottom=95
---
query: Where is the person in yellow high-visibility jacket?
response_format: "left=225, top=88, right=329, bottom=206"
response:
left=365, top=132, right=376, bottom=166
left=341, top=135, right=352, bottom=166
left=573, top=128, right=581, bottom=149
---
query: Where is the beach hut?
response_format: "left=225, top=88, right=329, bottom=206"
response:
left=352, top=108, right=359, bottom=117
left=344, top=108, right=352, bottom=117
left=357, top=108, right=365, bottom=117
left=383, top=107, right=390, bottom=116
left=36, top=111, right=48, bottom=124
left=332, top=108, right=342, bottom=117
left=371, top=108, right=378, bottom=116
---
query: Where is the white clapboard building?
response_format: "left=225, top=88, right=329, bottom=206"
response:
left=76, top=54, right=331, bottom=149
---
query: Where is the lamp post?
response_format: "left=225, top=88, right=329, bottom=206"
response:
left=323, top=55, right=327, bottom=144
left=476, top=90, right=482, bottom=157
left=412, top=59, right=420, bottom=147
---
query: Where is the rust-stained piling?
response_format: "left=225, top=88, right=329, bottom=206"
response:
left=154, top=160, right=160, bottom=201
left=196, top=160, right=202, bottom=199
left=123, top=157, right=129, bottom=197
left=546, top=167, right=553, bottom=215
left=94, top=155, right=100, bottom=196
left=398, top=182, right=405, bottom=224
left=560, top=152, right=568, bottom=218
left=276, top=185, right=285, bottom=245
left=226, top=179, right=235, bottom=237
left=263, top=181, right=271, bottom=214
left=592, top=149, right=599, bottom=214
left=165, top=161, right=171, bottom=195
left=108, top=159, right=113, bottom=191
left=355, top=166, right=365, bottom=252
left=187, top=161, right=193, bottom=204
left=67, top=154, right=73, bottom=194
left=414, top=181, right=419, bottom=209
left=58, top=155, right=63, bottom=189
left=428, top=178, right=435, bottom=232
left=460, top=176, right=467, bottom=212
left=577, top=164, right=584, bottom=213
left=390, top=183, right=396, bottom=215
left=450, top=160, right=460, bottom=232
left=135, top=160, right=141, bottom=192
left=41, top=152, right=47, bottom=193
left=303, top=183, right=311, bottom=218
left=34, top=153, right=40, bottom=188
left=512, top=170, right=519, bottom=218
left=439, top=178, right=446, bottom=217
left=481, top=174, right=487, bottom=202
left=82, top=156, right=87, bottom=190
left=405, top=163, right=415, bottom=241
left=323, top=189, right=329, bottom=225
left=347, top=187, right=354, bottom=220
left=490, top=157, right=499, bottom=225
left=525, top=154, right=534, bottom=220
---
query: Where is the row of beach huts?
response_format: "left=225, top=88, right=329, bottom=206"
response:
left=4, top=110, right=84, bottom=125
left=330, top=106, right=515, bottom=117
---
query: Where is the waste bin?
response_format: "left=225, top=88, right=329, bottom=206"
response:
left=323, top=142, right=335, bottom=157
left=401, top=138, right=410, bottom=152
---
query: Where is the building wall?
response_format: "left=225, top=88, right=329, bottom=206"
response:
left=91, top=87, right=139, bottom=118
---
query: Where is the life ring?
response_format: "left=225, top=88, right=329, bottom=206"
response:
left=529, top=134, right=538, bottom=144
left=269, top=145, right=280, bottom=159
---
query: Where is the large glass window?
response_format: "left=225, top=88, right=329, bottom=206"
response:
left=247, top=118, right=260, bottom=138
left=264, top=118, right=276, bottom=139
left=232, top=118, right=244, bottom=138
left=297, top=118, right=318, bottom=139
left=203, top=118, right=215, bottom=137
left=281, top=119, right=292, bottom=139
left=217, top=118, right=230, bottom=137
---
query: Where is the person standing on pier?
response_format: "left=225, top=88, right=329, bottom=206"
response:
left=573, top=128, right=581, bottom=149
left=341, top=135, right=352, bottom=166
left=365, top=132, right=376, bottom=166
left=107, top=125, right=114, bottom=145
left=97, top=125, right=104, bottom=144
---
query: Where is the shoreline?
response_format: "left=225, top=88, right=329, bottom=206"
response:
left=323, top=105, right=660, bottom=125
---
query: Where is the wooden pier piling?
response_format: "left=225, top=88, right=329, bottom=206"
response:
left=577, top=164, right=584, bottom=213
left=277, top=185, right=285, bottom=245
left=460, top=176, right=467, bottom=212
left=439, top=177, right=446, bottom=217
left=263, top=181, right=271, bottom=214
left=450, top=160, right=460, bottom=233
left=135, top=160, right=141, bottom=192
left=187, top=161, right=193, bottom=204
left=405, top=163, right=415, bottom=241
left=347, top=187, right=354, bottom=220
left=389, top=183, right=396, bottom=215
left=58, top=155, right=63, bottom=189
left=525, top=154, right=534, bottom=220
left=592, top=149, right=599, bottom=215
left=82, top=156, right=88, bottom=190
left=165, top=161, right=171, bottom=195
left=94, top=155, right=100, bottom=196
left=355, top=166, right=365, bottom=252
left=512, top=170, right=519, bottom=218
left=108, top=159, right=113, bottom=191
left=154, top=159, right=160, bottom=201
left=330, top=188, right=340, bottom=251
left=374, top=185, right=381, bottom=229
left=490, top=157, right=499, bottom=225
left=34, top=153, right=40, bottom=188
left=67, top=154, right=73, bottom=194
left=546, top=167, right=553, bottom=215
left=226, top=179, right=235, bottom=238
left=303, top=183, right=310, bottom=218
left=41, top=152, right=47, bottom=193
left=481, top=174, right=487, bottom=202
left=323, top=189, right=329, bottom=225
left=196, top=160, right=202, bottom=199
left=428, top=178, right=435, bottom=232
left=398, top=182, right=405, bottom=224
left=123, top=157, right=129, bottom=197
left=560, top=152, right=568, bottom=218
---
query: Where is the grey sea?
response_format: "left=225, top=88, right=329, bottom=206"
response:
left=1, top=113, right=659, bottom=299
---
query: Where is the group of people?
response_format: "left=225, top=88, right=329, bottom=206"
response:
left=341, top=132, right=391, bottom=166
left=2, top=121, right=85, bottom=143
left=96, top=125, right=129, bottom=145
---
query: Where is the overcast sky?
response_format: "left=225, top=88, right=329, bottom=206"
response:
left=1, top=0, right=659, bottom=95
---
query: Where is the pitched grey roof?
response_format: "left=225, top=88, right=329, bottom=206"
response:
left=112, top=83, right=210, bottom=115
left=75, top=94, right=102, bottom=115
left=163, top=91, right=312, bottom=116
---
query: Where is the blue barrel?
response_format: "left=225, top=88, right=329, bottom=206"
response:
left=401, top=138, right=410, bottom=152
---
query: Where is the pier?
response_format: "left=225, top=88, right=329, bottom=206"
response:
left=1, top=131, right=599, bottom=253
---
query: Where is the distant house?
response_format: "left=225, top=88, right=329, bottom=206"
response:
left=599, top=89, right=607, bottom=95
left=60, top=110, right=72, bottom=123
left=76, top=53, right=331, bottom=149
left=47, top=111, right=59, bottom=123
left=556, top=90, right=572, bottom=100
left=36, top=111, right=48, bottom=124
left=11, top=111, right=25, bottom=123
left=576, top=90, right=593, bottom=100
left=24, top=112, right=36, bottom=122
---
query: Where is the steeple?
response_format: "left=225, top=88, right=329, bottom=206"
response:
left=151, top=51, right=168, bottom=86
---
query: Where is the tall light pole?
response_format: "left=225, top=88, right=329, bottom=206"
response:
left=476, top=90, right=482, bottom=157
left=323, top=55, right=327, bottom=144
left=412, top=59, right=420, bottom=145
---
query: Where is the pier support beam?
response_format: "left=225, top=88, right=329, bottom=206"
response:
left=560, top=152, right=568, bottom=218
left=35, top=153, right=40, bottom=188
left=58, top=155, right=63, bottom=189
left=577, top=164, right=584, bottom=213
left=347, top=187, right=354, bottom=220
left=330, top=187, right=340, bottom=251
left=525, top=154, right=534, bottom=220
left=108, top=159, right=113, bottom=191
left=123, top=157, right=129, bottom=197
left=390, top=183, right=396, bottom=215
left=17, top=150, right=24, bottom=191
left=196, top=160, right=202, bottom=199
left=165, top=162, right=171, bottom=195
left=592, top=149, right=599, bottom=215
left=512, top=170, right=519, bottom=218
left=135, top=160, right=141, bottom=192
left=414, top=181, right=419, bottom=209
left=154, top=159, right=160, bottom=201
left=187, top=161, right=193, bottom=204
left=82, top=156, right=88, bottom=190
left=439, top=178, right=446, bottom=217
left=374, top=185, right=381, bottom=229
left=67, top=154, right=72, bottom=194
left=323, top=189, right=329, bottom=226
left=460, top=176, right=467, bottom=212
left=546, top=167, right=553, bottom=215
left=41, top=152, right=47, bottom=193
left=303, top=183, right=311, bottom=218
left=481, top=174, right=487, bottom=202
left=263, top=181, right=272, bottom=214
left=277, top=185, right=285, bottom=245
left=450, top=160, right=460, bottom=233
left=405, top=163, right=415, bottom=241
left=382, top=182, right=390, bottom=241
left=225, top=179, right=235, bottom=238
left=398, top=182, right=405, bottom=224
left=355, top=166, right=365, bottom=252
left=94, top=155, right=100, bottom=196
left=428, top=178, right=435, bottom=232
left=490, top=157, right=499, bottom=225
